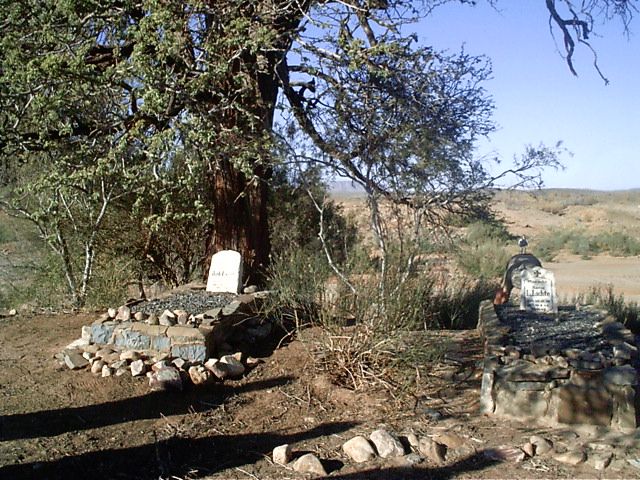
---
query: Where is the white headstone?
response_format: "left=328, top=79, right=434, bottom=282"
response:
left=520, top=266, right=558, bottom=314
left=206, top=250, right=243, bottom=294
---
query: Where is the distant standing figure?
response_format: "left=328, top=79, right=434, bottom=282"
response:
left=518, top=235, right=528, bottom=254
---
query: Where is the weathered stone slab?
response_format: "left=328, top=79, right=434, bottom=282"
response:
left=494, top=386, right=549, bottom=419
left=167, top=326, right=206, bottom=341
left=206, top=250, right=243, bottom=294
left=610, top=385, right=637, bottom=430
left=91, top=322, right=116, bottom=344
left=500, top=362, right=570, bottom=382
left=114, top=330, right=151, bottom=350
left=551, top=385, right=612, bottom=426
left=131, top=324, right=168, bottom=336
left=64, top=351, right=89, bottom=370
left=151, top=335, right=171, bottom=352
left=171, top=344, right=207, bottom=363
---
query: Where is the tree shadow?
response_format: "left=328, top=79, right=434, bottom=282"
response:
left=0, top=421, right=357, bottom=480
left=0, top=375, right=294, bottom=441
left=329, top=452, right=499, bottom=479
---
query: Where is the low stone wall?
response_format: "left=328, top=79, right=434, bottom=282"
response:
left=478, top=300, right=639, bottom=432
left=88, top=292, right=269, bottom=363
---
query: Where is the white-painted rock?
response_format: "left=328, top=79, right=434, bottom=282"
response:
left=115, top=367, right=128, bottom=376
left=554, top=450, right=586, bottom=466
left=172, top=358, right=188, bottom=370
left=272, top=444, right=293, bottom=465
left=107, top=307, right=117, bottom=319
left=370, top=429, right=405, bottom=458
left=101, top=365, right=114, bottom=377
left=152, top=360, right=170, bottom=372
left=130, top=359, right=146, bottom=377
left=418, top=437, right=447, bottom=464
left=149, top=367, right=183, bottom=391
left=292, top=453, right=327, bottom=476
left=342, top=436, right=377, bottom=463
left=134, top=311, right=147, bottom=322
left=81, top=325, right=92, bottom=341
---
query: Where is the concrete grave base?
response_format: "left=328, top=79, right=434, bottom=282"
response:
left=478, top=300, right=638, bottom=432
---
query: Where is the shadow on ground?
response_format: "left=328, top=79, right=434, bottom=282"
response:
left=0, top=375, right=294, bottom=441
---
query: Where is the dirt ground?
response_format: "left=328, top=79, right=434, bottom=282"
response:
left=1, top=312, right=639, bottom=479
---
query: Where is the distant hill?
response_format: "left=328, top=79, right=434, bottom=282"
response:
left=330, top=180, right=365, bottom=199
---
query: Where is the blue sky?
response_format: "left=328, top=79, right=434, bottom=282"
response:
left=415, top=2, right=639, bottom=190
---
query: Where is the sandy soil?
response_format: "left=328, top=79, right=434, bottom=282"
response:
left=1, top=313, right=639, bottom=479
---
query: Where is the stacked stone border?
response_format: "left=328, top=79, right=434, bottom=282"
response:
left=477, top=300, right=639, bottom=432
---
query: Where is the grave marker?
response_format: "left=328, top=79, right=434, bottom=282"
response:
left=206, top=250, right=243, bottom=294
left=520, top=266, right=558, bottom=314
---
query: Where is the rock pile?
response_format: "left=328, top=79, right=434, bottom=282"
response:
left=478, top=301, right=639, bottom=431
left=56, top=287, right=272, bottom=390
left=272, top=424, right=640, bottom=476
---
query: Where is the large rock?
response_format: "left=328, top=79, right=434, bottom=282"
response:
left=149, top=366, right=183, bottom=391
left=116, top=305, right=131, bottom=321
left=554, top=450, right=586, bottom=466
left=369, top=429, right=405, bottom=458
left=342, top=436, right=377, bottom=463
left=130, top=359, right=146, bottom=377
left=418, top=437, right=447, bottom=464
left=272, top=444, right=293, bottom=465
left=292, top=453, right=327, bottom=476
left=529, top=435, right=553, bottom=455
left=159, top=309, right=176, bottom=326
left=188, top=365, right=214, bottom=385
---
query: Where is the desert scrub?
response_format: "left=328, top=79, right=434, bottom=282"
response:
left=573, top=285, right=639, bottom=334
left=456, top=220, right=513, bottom=278
left=537, top=229, right=640, bottom=261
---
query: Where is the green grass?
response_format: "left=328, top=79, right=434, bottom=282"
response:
left=537, top=229, right=640, bottom=261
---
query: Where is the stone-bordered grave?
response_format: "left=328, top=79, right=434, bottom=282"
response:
left=57, top=283, right=274, bottom=389
left=478, top=300, right=639, bottom=432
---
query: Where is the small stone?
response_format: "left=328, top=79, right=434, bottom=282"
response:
left=369, top=429, right=405, bottom=458
left=64, top=351, right=89, bottom=370
left=95, top=347, right=116, bottom=359
left=115, top=367, right=128, bottom=376
left=211, top=355, right=245, bottom=378
left=8, top=308, right=17, bottom=316
left=529, top=435, right=553, bottom=455
left=243, top=285, right=258, bottom=293
left=65, top=338, right=90, bottom=350
left=589, top=452, right=613, bottom=470
left=82, top=351, right=94, bottom=361
left=342, top=436, right=377, bottom=463
left=107, top=307, right=117, bottom=319
left=418, top=437, right=447, bottom=464
left=83, top=344, right=101, bottom=354
left=484, top=446, right=526, bottom=463
left=188, top=365, right=213, bottom=385
left=433, top=432, right=465, bottom=450
left=152, top=360, right=170, bottom=371
left=101, top=365, right=114, bottom=377
left=120, top=350, right=141, bottom=362
left=116, top=305, right=131, bottom=321
left=134, top=311, right=147, bottom=322
left=292, top=453, right=327, bottom=476
left=554, top=450, right=586, bottom=466
left=245, top=356, right=261, bottom=368
left=149, top=366, right=183, bottom=391
left=272, top=444, right=293, bottom=465
left=81, top=325, right=92, bottom=341
left=172, top=358, right=188, bottom=370
left=404, top=433, right=420, bottom=450
left=102, top=352, right=120, bottom=364
left=174, top=309, right=189, bottom=325
left=147, top=313, right=159, bottom=325
left=522, top=442, right=536, bottom=457
left=110, top=359, right=128, bottom=369
left=159, top=310, right=176, bottom=326
left=91, top=360, right=105, bottom=375
left=130, top=359, right=146, bottom=377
